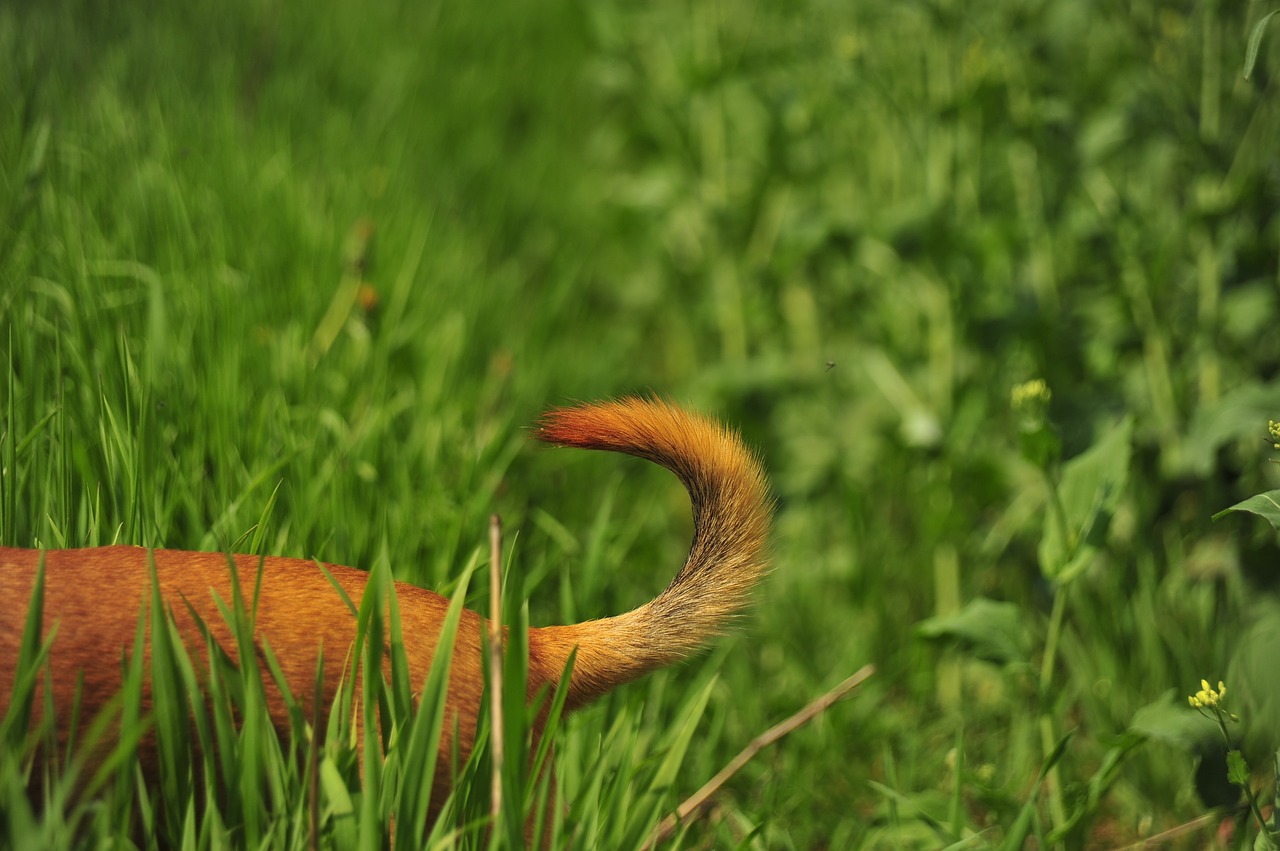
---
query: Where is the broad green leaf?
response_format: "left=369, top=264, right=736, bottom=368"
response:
left=1039, top=417, right=1133, bottom=582
left=1214, top=490, right=1280, bottom=530
left=916, top=598, right=1030, bottom=666
left=1183, top=381, right=1280, bottom=476
left=1227, top=749, right=1250, bottom=786
left=1127, top=690, right=1217, bottom=751
left=1228, top=603, right=1280, bottom=756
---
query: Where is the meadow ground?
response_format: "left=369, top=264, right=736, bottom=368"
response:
left=3, top=0, right=1280, bottom=847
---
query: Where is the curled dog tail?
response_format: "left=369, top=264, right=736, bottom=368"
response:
left=531, top=398, right=772, bottom=710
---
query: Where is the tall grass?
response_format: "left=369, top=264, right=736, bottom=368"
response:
left=3, top=0, right=1280, bottom=846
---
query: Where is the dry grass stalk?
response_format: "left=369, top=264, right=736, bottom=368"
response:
left=488, top=514, right=505, bottom=823
left=645, top=664, right=876, bottom=848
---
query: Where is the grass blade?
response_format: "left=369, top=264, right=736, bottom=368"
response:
left=1244, top=10, right=1279, bottom=80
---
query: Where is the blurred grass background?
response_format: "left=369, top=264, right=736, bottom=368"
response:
left=3, top=0, right=1280, bottom=846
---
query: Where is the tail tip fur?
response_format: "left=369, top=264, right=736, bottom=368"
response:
left=534, top=397, right=664, bottom=451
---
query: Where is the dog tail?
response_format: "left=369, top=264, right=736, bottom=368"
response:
left=530, top=398, right=772, bottom=710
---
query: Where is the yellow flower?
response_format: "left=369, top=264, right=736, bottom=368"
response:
left=1012, top=379, right=1051, bottom=410
left=1189, top=679, right=1226, bottom=710
left=1269, top=419, right=1280, bottom=449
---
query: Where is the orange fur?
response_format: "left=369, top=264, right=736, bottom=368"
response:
left=0, top=398, right=772, bottom=832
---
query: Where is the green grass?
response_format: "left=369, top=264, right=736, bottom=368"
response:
left=3, top=0, right=1280, bottom=846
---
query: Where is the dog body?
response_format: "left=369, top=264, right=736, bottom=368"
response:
left=0, top=399, right=772, bottom=830
left=0, top=546, right=486, bottom=820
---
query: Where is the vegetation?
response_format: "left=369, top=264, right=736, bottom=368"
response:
left=3, top=0, right=1280, bottom=846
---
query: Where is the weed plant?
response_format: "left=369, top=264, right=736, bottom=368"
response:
left=3, top=0, right=1280, bottom=847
